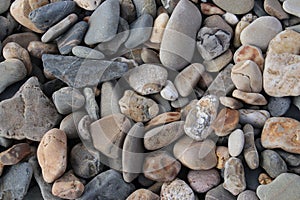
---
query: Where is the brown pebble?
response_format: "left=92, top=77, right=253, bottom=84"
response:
left=0, top=143, right=31, bottom=165
left=27, top=41, right=58, bottom=59
left=200, top=3, right=225, bottom=15
left=233, top=90, right=268, bottom=106
left=258, top=173, right=273, bottom=185
left=145, top=112, right=181, bottom=131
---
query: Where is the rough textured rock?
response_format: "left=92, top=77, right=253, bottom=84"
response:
left=261, top=117, right=300, bottom=154
left=126, top=189, right=159, bottom=200
left=228, top=129, right=245, bottom=157
left=187, top=169, right=220, bottom=193
left=260, top=150, right=287, bottom=178
left=211, top=108, right=239, bottom=137
left=216, top=146, right=230, bottom=169
left=160, top=179, right=195, bottom=200
left=160, top=0, right=202, bottom=70
left=150, top=13, right=169, bottom=44
left=243, top=124, right=260, bottom=169
left=0, top=143, right=31, bottom=165
left=0, top=77, right=61, bottom=141
left=37, top=128, right=67, bottom=183
left=212, top=0, right=254, bottom=14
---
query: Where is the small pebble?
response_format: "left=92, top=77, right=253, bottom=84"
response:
left=200, top=3, right=225, bottom=15
left=27, top=41, right=58, bottom=59
left=243, top=124, right=260, bottom=169
left=74, top=0, right=101, bottom=11
left=219, top=97, right=244, bottom=109
left=216, top=146, right=230, bottom=169
left=160, top=179, right=195, bottom=200
left=222, top=12, right=239, bottom=26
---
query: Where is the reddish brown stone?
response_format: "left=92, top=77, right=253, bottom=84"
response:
left=145, top=112, right=181, bottom=131
left=0, top=143, right=31, bottom=165
left=211, top=108, right=239, bottom=136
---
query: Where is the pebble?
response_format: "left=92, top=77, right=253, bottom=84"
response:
left=197, top=27, right=231, bottom=61
left=125, top=14, right=153, bottom=49
left=268, top=97, right=291, bottom=117
left=150, top=13, right=169, bottom=44
left=127, top=64, right=168, bottom=95
left=3, top=32, right=40, bottom=49
left=240, top=16, right=282, bottom=51
left=222, top=12, right=239, bottom=26
left=77, top=169, right=135, bottom=200
left=0, top=77, right=61, bottom=141
left=239, top=109, right=270, bottom=128
left=257, top=173, right=300, bottom=200
left=173, top=136, right=217, bottom=170
left=119, top=90, right=159, bottom=122
left=211, top=108, right=240, bottom=137
left=144, top=121, right=185, bottom=150
left=59, top=111, right=85, bottom=139
left=42, top=13, right=78, bottom=43
left=160, top=80, right=179, bottom=101
left=57, top=21, right=88, bottom=55
left=160, top=0, right=202, bottom=70
left=120, top=0, right=136, bottom=23
left=264, top=30, right=300, bottom=97
left=0, top=162, right=33, bottom=200
left=37, top=128, right=67, bottom=183
left=203, top=49, right=233, bottom=72
left=184, top=95, right=219, bottom=141
left=160, top=179, right=195, bottom=200
left=126, top=189, right=159, bottom=200
left=264, top=0, right=289, bottom=20
left=233, top=21, right=250, bottom=48
left=90, top=113, right=131, bottom=158
left=200, top=3, right=225, bottom=15
left=243, top=124, right=260, bottom=170
left=0, top=0, right=10, bottom=14
left=83, top=87, right=99, bottom=121
left=84, top=0, right=120, bottom=45
left=283, top=0, right=300, bottom=18
left=205, top=184, right=236, bottom=200
left=216, top=146, right=230, bottom=169
left=203, top=15, right=233, bottom=36
left=276, top=150, right=300, bottom=167
left=187, top=169, right=220, bottom=193
left=212, top=0, right=254, bottom=14
left=234, top=45, right=265, bottom=71
left=144, top=112, right=181, bottom=131
left=3, top=42, right=32, bottom=74
left=29, top=1, right=76, bottom=31
left=259, top=173, right=272, bottom=185
left=42, top=54, right=128, bottom=88
left=132, top=0, right=156, bottom=18
left=0, top=59, right=27, bottom=94
left=74, top=0, right=101, bottom=11
left=0, top=143, right=31, bottom=165
left=100, top=81, right=121, bottom=117
left=174, top=63, right=205, bottom=97
left=219, top=96, right=244, bottom=109
left=28, top=0, right=48, bottom=10
left=141, top=48, right=160, bottom=64
left=261, top=117, right=300, bottom=154
left=52, top=170, right=84, bottom=199
left=27, top=41, right=58, bottom=59
left=261, top=149, right=288, bottom=179
left=232, top=90, right=267, bottom=106
left=223, top=157, right=246, bottom=196
left=228, top=129, right=245, bottom=157
left=72, top=46, right=105, bottom=60
left=122, top=123, right=145, bottom=183
left=237, top=190, right=259, bottom=200
left=161, top=0, right=179, bottom=13
left=52, top=87, right=85, bottom=115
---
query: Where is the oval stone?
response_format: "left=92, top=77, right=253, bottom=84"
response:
left=212, top=0, right=254, bottom=14
left=228, top=129, right=245, bottom=157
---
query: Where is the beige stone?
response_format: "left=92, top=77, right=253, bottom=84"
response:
left=233, top=21, right=250, bottom=48
left=233, top=90, right=267, bottom=106
left=264, top=0, right=289, bottom=20
left=216, top=146, right=230, bottom=169
left=219, top=97, right=243, bottom=109
left=234, top=45, right=265, bottom=71
left=200, top=3, right=225, bottom=15
left=126, top=189, right=159, bottom=200
left=150, top=13, right=169, bottom=44
left=27, top=41, right=58, bottom=59
left=160, top=179, right=195, bottom=200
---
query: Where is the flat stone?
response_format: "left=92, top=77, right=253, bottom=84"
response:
left=74, top=0, right=101, bottom=10
left=260, top=150, right=287, bottom=178
left=268, top=97, right=291, bottom=117
left=160, top=0, right=202, bottom=70
left=232, top=90, right=267, bottom=106
left=240, top=16, right=282, bottom=51
left=0, top=143, right=31, bottom=165
left=261, top=117, right=300, bottom=154
left=212, top=0, right=254, bottom=14
left=60, top=111, right=86, bottom=139
left=184, top=95, right=219, bottom=141
left=174, top=63, right=205, bottom=97
left=122, top=123, right=145, bottom=183
left=0, top=162, right=33, bottom=200
left=42, top=54, right=128, bottom=88
left=77, top=169, right=135, bottom=200
left=70, top=143, right=103, bottom=179
left=120, top=0, right=136, bottom=23
left=0, top=77, right=61, bottom=141
left=243, top=124, right=259, bottom=170
left=228, top=129, right=245, bottom=157
left=234, top=45, right=264, bottom=71
left=84, top=0, right=119, bottom=45
left=219, top=96, right=243, bottom=109
left=90, top=113, right=132, bottom=158
left=264, top=0, right=289, bottom=20
left=0, top=59, right=27, bottom=94
left=203, top=15, right=233, bottom=36
left=150, top=13, right=169, bottom=44
left=52, top=170, right=84, bottom=199
left=211, top=108, right=240, bottom=137
left=204, top=49, right=233, bottom=72
left=237, top=190, right=259, bottom=200
left=144, top=121, right=185, bottom=150
left=144, top=112, right=181, bottom=131
left=132, top=0, right=156, bottom=18
left=283, top=0, right=300, bottom=18
left=119, top=90, right=159, bottom=122
left=223, top=157, right=246, bottom=196
left=42, top=13, right=78, bottom=43
left=200, top=3, right=225, bottom=15
left=143, top=151, right=181, bottom=182
left=205, top=184, right=236, bottom=200
left=257, top=173, right=300, bottom=200
left=57, top=21, right=88, bottom=55
left=216, top=146, right=230, bottom=169
left=29, top=1, right=76, bottom=31
left=173, top=136, right=217, bottom=170
left=126, top=189, right=159, bottom=200
left=239, top=109, right=270, bottom=128
left=160, top=80, right=178, bottom=101
left=160, top=179, right=195, bottom=200
left=187, top=169, right=220, bottom=193
left=37, top=128, right=67, bottom=183
left=27, top=41, right=58, bottom=59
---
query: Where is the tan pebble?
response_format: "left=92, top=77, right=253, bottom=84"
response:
left=150, top=13, right=169, bottom=44
left=144, top=112, right=181, bottom=131
left=37, top=128, right=67, bottom=183
left=232, top=90, right=267, bottom=106
left=74, top=0, right=102, bottom=11
left=203, top=49, right=232, bottom=72
left=268, top=30, right=300, bottom=55
left=126, top=189, right=159, bottom=200
left=233, top=21, right=250, bottom=48
left=52, top=170, right=84, bottom=199
left=3, top=42, right=32, bottom=74
left=258, top=173, right=273, bottom=185
left=27, top=41, right=58, bottom=59
left=216, top=146, right=230, bottom=169
left=219, top=96, right=243, bottom=109
left=234, top=45, right=265, bottom=71
left=28, top=0, right=49, bottom=10
left=200, top=3, right=225, bottom=15
left=0, top=143, right=31, bottom=165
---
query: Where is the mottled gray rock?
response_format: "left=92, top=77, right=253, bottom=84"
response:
left=243, top=124, right=259, bottom=170
left=160, top=179, right=195, bottom=200
left=83, top=87, right=99, bottom=121
left=29, top=1, right=76, bottom=31
left=84, top=0, right=120, bottom=45
left=59, top=111, right=86, bottom=139
left=0, top=162, right=33, bottom=200
left=268, top=97, right=291, bottom=117
left=77, top=169, right=135, bottom=200
left=260, top=150, right=288, bottom=178
left=276, top=150, right=300, bottom=167
left=205, top=184, right=236, bottom=200
left=237, top=190, right=259, bottom=200
left=0, top=77, right=61, bottom=141
left=72, top=46, right=105, bottom=60
left=42, top=54, right=128, bottom=88
left=132, top=0, right=156, bottom=17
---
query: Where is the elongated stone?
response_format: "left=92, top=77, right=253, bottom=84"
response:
left=29, top=1, right=76, bottom=31
left=239, top=109, right=270, bottom=128
left=243, top=124, right=259, bottom=169
left=42, top=54, right=128, bottom=88
left=0, top=143, right=31, bottom=165
left=27, top=41, right=58, bottom=59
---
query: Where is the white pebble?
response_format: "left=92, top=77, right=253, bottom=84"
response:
left=228, top=129, right=245, bottom=157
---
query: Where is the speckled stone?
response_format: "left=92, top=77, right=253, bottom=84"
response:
left=83, top=87, right=99, bottom=121
left=233, top=45, right=264, bottom=71
left=160, top=179, right=195, bottom=200
left=126, top=189, right=159, bottom=200
left=268, top=97, right=291, bottom=117
left=187, top=169, right=221, bottom=193
left=219, top=97, right=243, bottom=109
left=261, top=150, right=287, bottom=178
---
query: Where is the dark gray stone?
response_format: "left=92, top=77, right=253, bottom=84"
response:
left=77, top=169, right=135, bottom=200
left=0, top=16, right=10, bottom=41
left=268, top=97, right=291, bottom=117
left=260, top=150, right=288, bottom=178
left=42, top=79, right=66, bottom=98
left=125, top=14, right=153, bottom=49
left=0, top=162, right=33, bottom=200
left=161, top=0, right=180, bottom=13
left=244, top=166, right=262, bottom=191
left=205, top=184, right=236, bottom=200
left=23, top=186, right=43, bottom=200
left=42, top=54, right=128, bottom=88
left=276, top=150, right=300, bottom=167
left=29, top=1, right=76, bottom=31
left=120, top=0, right=136, bottom=23
left=57, top=21, right=88, bottom=55
left=59, top=111, right=87, bottom=139
left=132, top=0, right=156, bottom=17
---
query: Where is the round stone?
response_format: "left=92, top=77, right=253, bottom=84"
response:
left=268, top=97, right=291, bottom=117
left=237, top=190, right=259, bottom=200
left=187, top=169, right=221, bottom=193
left=234, top=45, right=264, bottom=71
left=212, top=0, right=254, bottom=14
left=228, top=129, right=245, bottom=157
